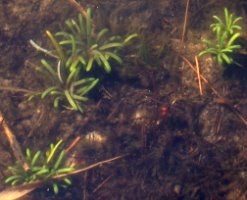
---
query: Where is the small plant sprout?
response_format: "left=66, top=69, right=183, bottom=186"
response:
left=29, top=30, right=99, bottom=112
left=29, top=7, right=137, bottom=112
left=56, top=8, right=138, bottom=73
left=5, top=140, right=75, bottom=194
left=199, top=8, right=242, bottom=64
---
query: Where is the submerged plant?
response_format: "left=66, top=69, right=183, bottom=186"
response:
left=56, top=8, right=138, bottom=73
left=30, top=31, right=99, bottom=112
left=199, top=8, right=242, bottom=64
left=5, top=140, right=74, bottom=194
left=30, top=8, right=137, bottom=112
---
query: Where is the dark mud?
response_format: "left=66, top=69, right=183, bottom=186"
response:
left=1, top=0, right=247, bottom=199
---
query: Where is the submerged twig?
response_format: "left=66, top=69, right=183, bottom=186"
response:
left=181, top=0, right=190, bottom=49
left=180, top=55, right=220, bottom=97
left=214, top=99, right=247, bottom=129
left=93, top=174, right=113, bottom=193
left=66, top=0, right=87, bottom=17
left=0, top=86, right=36, bottom=95
left=54, top=153, right=128, bottom=179
left=65, top=136, right=81, bottom=154
left=29, top=40, right=58, bottom=58
left=0, top=112, right=29, bottom=171
left=181, top=56, right=247, bottom=128
left=195, top=56, right=203, bottom=96
left=0, top=154, right=127, bottom=200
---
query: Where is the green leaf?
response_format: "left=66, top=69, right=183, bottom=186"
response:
left=86, top=8, right=92, bottom=45
left=64, top=90, right=78, bottom=111
left=65, top=20, right=78, bottom=36
left=66, top=68, right=79, bottom=84
left=11, top=179, right=22, bottom=186
left=78, top=13, right=86, bottom=36
left=35, top=168, right=49, bottom=176
left=53, top=96, right=63, bottom=108
left=86, top=57, right=94, bottom=71
left=47, top=140, right=63, bottom=164
left=124, top=33, right=138, bottom=43
left=63, top=177, right=72, bottom=185
left=40, top=59, right=57, bottom=78
left=26, top=148, right=32, bottom=160
left=105, top=52, right=123, bottom=64
left=5, top=175, right=22, bottom=184
left=227, top=32, right=240, bottom=46
left=71, top=94, right=88, bottom=102
left=46, top=30, right=66, bottom=61
left=96, top=28, right=108, bottom=42
left=56, top=167, right=75, bottom=174
left=41, top=86, right=58, bottom=99
left=31, top=151, right=41, bottom=166
left=99, top=42, right=123, bottom=50
left=53, top=183, right=59, bottom=194
left=54, top=150, right=65, bottom=170
left=221, top=53, right=232, bottom=64
left=216, top=54, right=223, bottom=64
left=77, top=78, right=99, bottom=96
left=95, top=51, right=111, bottom=72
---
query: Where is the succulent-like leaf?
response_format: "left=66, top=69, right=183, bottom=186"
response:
left=53, top=183, right=59, bottom=194
left=76, top=78, right=99, bottom=96
left=124, top=33, right=138, bottom=43
left=54, top=150, right=65, bottom=170
left=5, top=175, right=22, bottom=184
left=41, top=86, right=58, bottom=99
left=47, top=140, right=63, bottom=164
left=46, top=31, right=66, bottom=61
left=31, top=151, right=41, bottom=166
left=64, top=90, right=78, bottom=111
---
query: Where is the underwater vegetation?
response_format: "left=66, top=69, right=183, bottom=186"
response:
left=57, top=8, right=138, bottom=73
left=199, top=8, right=242, bottom=64
left=30, top=8, right=137, bottom=112
left=5, top=140, right=74, bottom=194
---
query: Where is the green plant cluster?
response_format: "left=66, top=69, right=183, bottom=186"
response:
left=30, top=8, right=137, bottom=112
left=5, top=140, right=74, bottom=194
left=199, top=8, right=242, bottom=64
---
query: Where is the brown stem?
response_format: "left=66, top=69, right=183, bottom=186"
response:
left=0, top=112, right=29, bottom=171
left=66, top=0, right=87, bottom=17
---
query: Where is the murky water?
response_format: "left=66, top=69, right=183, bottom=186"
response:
left=0, top=0, right=247, bottom=200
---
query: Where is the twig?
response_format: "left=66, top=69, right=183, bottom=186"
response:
left=214, top=99, right=247, bottom=129
left=181, top=0, right=190, bottom=49
left=65, top=136, right=81, bottom=154
left=195, top=56, right=203, bottom=96
left=181, top=56, right=247, bottom=129
left=66, top=0, right=87, bottom=17
left=29, top=40, right=58, bottom=58
left=0, top=112, right=29, bottom=171
left=0, top=86, right=36, bottom=95
left=54, top=153, right=128, bottom=179
left=93, top=175, right=113, bottom=193
left=0, top=154, right=128, bottom=200
left=180, top=55, right=220, bottom=97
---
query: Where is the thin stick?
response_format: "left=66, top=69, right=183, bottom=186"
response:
left=66, top=0, right=87, bottom=17
left=0, top=112, right=29, bottom=171
left=180, top=55, right=220, bottom=97
left=195, top=56, right=203, bottom=96
left=0, top=86, right=36, bottom=95
left=54, top=154, right=128, bottom=179
left=181, top=56, right=247, bottom=129
left=0, top=154, right=127, bottom=200
left=65, top=136, right=81, bottom=154
left=93, top=175, right=113, bottom=193
left=215, top=100, right=247, bottom=128
left=181, top=0, right=190, bottom=49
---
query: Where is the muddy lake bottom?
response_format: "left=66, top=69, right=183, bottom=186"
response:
left=1, top=0, right=247, bottom=199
